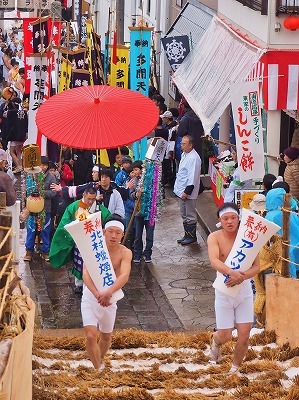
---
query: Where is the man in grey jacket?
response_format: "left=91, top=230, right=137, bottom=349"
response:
left=174, top=135, right=201, bottom=245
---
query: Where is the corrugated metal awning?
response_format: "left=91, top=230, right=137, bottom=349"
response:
left=165, top=0, right=215, bottom=47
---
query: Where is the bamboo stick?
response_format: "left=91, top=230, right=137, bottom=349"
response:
left=281, top=193, right=291, bottom=277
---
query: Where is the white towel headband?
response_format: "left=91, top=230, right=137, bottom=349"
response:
left=104, top=220, right=124, bottom=232
left=218, top=208, right=239, bottom=218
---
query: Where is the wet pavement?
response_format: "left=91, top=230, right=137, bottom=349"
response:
left=15, top=178, right=219, bottom=332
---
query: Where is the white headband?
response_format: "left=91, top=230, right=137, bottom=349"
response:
left=92, top=166, right=99, bottom=172
left=104, top=220, right=124, bottom=232
left=219, top=208, right=239, bottom=218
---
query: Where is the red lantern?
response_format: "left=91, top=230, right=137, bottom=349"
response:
left=284, top=14, right=299, bottom=31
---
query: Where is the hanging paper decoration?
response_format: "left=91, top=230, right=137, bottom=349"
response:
left=139, top=160, right=163, bottom=226
left=129, top=27, right=153, bottom=160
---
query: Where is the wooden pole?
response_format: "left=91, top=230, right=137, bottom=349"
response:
left=122, top=193, right=142, bottom=245
left=281, top=193, right=291, bottom=278
left=0, top=192, right=6, bottom=209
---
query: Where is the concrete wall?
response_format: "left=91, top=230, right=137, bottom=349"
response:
left=218, top=0, right=299, bottom=48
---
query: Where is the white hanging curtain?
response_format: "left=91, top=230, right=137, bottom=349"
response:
left=173, top=16, right=264, bottom=134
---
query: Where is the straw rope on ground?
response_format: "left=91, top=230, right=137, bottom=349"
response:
left=32, top=329, right=299, bottom=399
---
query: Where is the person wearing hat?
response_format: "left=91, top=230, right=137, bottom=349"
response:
left=207, top=202, right=260, bottom=373
left=115, top=156, right=133, bottom=188
left=0, top=148, right=16, bottom=206
left=81, top=214, right=132, bottom=371
left=177, top=99, right=204, bottom=157
left=24, top=156, right=57, bottom=262
left=283, top=147, right=299, bottom=200
left=249, top=193, right=266, bottom=216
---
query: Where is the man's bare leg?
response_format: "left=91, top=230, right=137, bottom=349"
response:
left=98, top=331, right=112, bottom=361
left=210, top=328, right=233, bottom=362
left=232, top=322, right=252, bottom=368
left=84, top=325, right=102, bottom=369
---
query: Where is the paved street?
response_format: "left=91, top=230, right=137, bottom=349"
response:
left=16, top=185, right=218, bottom=332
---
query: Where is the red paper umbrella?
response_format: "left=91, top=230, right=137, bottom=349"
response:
left=36, top=85, right=159, bottom=150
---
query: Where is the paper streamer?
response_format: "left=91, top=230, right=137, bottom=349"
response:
left=65, top=211, right=124, bottom=303
left=213, top=208, right=280, bottom=298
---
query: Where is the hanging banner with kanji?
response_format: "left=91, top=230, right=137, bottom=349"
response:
left=129, top=27, right=153, bottom=160
left=27, top=54, right=51, bottom=155
left=58, top=57, right=72, bottom=92
left=72, top=49, right=86, bottom=69
left=109, top=45, right=129, bottom=88
left=31, top=16, right=50, bottom=53
left=72, top=69, right=90, bottom=87
left=23, top=17, right=38, bottom=94
left=230, top=81, right=265, bottom=181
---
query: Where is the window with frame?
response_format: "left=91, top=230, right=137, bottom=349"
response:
left=147, top=0, right=151, bottom=14
left=236, top=0, right=268, bottom=14
left=277, top=0, right=299, bottom=14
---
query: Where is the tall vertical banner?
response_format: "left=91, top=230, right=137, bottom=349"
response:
left=23, top=18, right=37, bottom=95
left=129, top=27, right=153, bottom=160
left=58, top=57, right=72, bottom=92
left=231, top=81, right=265, bottom=181
left=27, top=55, right=51, bottom=155
left=85, top=19, right=94, bottom=86
left=110, top=45, right=129, bottom=88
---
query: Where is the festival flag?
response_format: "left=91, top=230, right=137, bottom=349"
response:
left=230, top=80, right=265, bottom=181
left=93, top=32, right=105, bottom=84
left=27, top=54, right=51, bottom=155
left=72, top=69, right=91, bottom=87
left=112, top=30, right=117, bottom=65
left=85, top=19, right=94, bottom=86
left=129, top=27, right=153, bottom=160
left=31, top=16, right=51, bottom=53
left=72, top=49, right=86, bottom=69
left=58, top=57, right=72, bottom=92
left=51, top=46, right=61, bottom=94
left=23, top=18, right=37, bottom=94
left=109, top=44, right=129, bottom=88
left=161, top=35, right=190, bottom=72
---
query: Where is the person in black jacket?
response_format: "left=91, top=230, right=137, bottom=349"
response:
left=177, top=99, right=204, bottom=158
left=69, top=149, right=94, bottom=186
